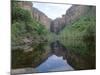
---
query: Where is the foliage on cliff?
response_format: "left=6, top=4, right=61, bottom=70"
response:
left=11, top=1, right=49, bottom=48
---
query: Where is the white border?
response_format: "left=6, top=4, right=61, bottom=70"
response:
left=0, top=0, right=10, bottom=75
left=20, top=0, right=96, bottom=5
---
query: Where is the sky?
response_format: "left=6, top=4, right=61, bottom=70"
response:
left=33, top=2, right=72, bottom=20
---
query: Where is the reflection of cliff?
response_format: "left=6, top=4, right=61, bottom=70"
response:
left=51, top=41, right=95, bottom=70
left=66, top=49, right=96, bottom=70
left=51, top=41, right=67, bottom=59
left=50, top=5, right=95, bottom=33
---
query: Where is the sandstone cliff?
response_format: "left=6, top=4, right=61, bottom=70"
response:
left=50, top=15, right=65, bottom=34
left=18, top=1, right=33, bottom=17
left=50, top=5, right=95, bottom=33
left=65, top=5, right=90, bottom=25
left=18, top=1, right=52, bottom=29
left=32, top=7, right=52, bottom=29
left=16, top=2, right=95, bottom=33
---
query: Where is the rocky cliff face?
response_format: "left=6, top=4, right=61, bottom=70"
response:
left=65, top=5, right=90, bottom=25
left=18, top=1, right=33, bottom=17
left=17, top=2, right=95, bottom=33
left=50, top=5, right=95, bottom=33
left=50, top=15, right=66, bottom=34
left=18, top=1, right=52, bottom=29
left=32, top=7, right=52, bottom=29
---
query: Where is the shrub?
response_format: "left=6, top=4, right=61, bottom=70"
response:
left=12, top=7, right=32, bottom=22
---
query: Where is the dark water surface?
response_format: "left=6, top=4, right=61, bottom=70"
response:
left=35, top=41, right=74, bottom=72
left=11, top=40, right=95, bottom=74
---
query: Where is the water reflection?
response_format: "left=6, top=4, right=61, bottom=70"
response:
left=12, top=40, right=94, bottom=74
left=35, top=41, right=74, bottom=72
left=11, top=42, right=49, bottom=69
left=36, top=55, right=73, bottom=72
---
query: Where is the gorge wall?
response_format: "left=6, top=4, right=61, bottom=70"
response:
left=32, top=7, right=52, bottom=29
left=17, top=1, right=95, bottom=33
left=50, top=5, right=95, bottom=34
left=18, top=1, right=52, bottom=29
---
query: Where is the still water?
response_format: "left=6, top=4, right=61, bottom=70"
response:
left=35, top=41, right=74, bottom=72
left=36, top=54, right=74, bottom=72
left=12, top=40, right=94, bottom=74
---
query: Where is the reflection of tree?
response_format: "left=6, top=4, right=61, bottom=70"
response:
left=51, top=40, right=95, bottom=70
left=12, top=42, right=51, bottom=69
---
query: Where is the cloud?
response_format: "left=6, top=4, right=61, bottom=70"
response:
left=33, top=2, right=72, bottom=19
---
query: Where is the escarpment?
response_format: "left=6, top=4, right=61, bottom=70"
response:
left=32, top=7, right=52, bottom=29
left=12, top=1, right=96, bottom=50
left=50, top=5, right=95, bottom=34
left=18, top=1, right=52, bottom=29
